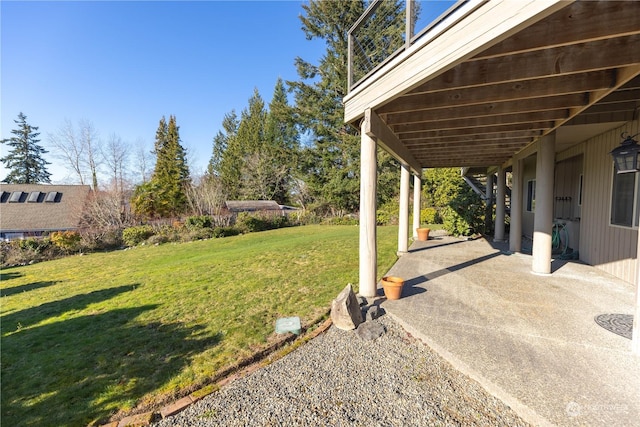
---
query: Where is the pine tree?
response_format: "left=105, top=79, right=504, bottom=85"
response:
left=1, top=112, right=52, bottom=184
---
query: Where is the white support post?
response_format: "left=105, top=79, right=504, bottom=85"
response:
left=532, top=134, right=556, bottom=275
left=359, top=118, right=378, bottom=297
left=494, top=166, right=506, bottom=242
left=413, top=174, right=421, bottom=239
left=509, top=158, right=523, bottom=253
left=398, top=164, right=410, bottom=255
left=632, top=230, right=640, bottom=354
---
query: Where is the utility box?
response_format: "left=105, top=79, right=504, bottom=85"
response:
left=275, top=317, right=301, bottom=335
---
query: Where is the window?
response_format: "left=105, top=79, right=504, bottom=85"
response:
left=578, top=175, right=583, bottom=206
left=27, top=191, right=40, bottom=203
left=45, top=191, right=58, bottom=203
left=526, top=180, right=536, bottom=212
left=610, top=168, right=640, bottom=228
left=8, top=191, right=23, bottom=203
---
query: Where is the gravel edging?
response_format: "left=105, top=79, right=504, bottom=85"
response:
left=153, top=315, right=531, bottom=427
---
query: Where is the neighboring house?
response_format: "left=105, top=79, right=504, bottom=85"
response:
left=225, top=200, right=298, bottom=216
left=0, top=184, right=91, bottom=240
left=343, top=1, right=640, bottom=351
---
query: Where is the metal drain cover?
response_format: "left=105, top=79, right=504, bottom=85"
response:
left=594, top=314, right=633, bottom=340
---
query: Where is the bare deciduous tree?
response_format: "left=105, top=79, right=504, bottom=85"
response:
left=239, top=152, right=290, bottom=201
left=48, top=119, right=102, bottom=189
left=48, top=119, right=86, bottom=185
left=133, top=139, right=153, bottom=184
left=102, top=133, right=130, bottom=195
left=185, top=174, right=229, bottom=225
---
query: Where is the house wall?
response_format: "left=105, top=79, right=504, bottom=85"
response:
left=581, top=120, right=639, bottom=284
left=554, top=154, right=583, bottom=253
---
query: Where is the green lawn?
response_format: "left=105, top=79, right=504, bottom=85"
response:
left=1, top=225, right=399, bottom=426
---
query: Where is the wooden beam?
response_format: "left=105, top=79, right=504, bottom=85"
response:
left=404, top=34, right=640, bottom=96
left=476, top=1, right=640, bottom=60
left=407, top=139, right=539, bottom=149
left=396, top=70, right=615, bottom=110
left=388, top=110, right=568, bottom=129
left=402, top=131, right=538, bottom=143
left=363, top=109, right=421, bottom=174
left=384, top=93, right=587, bottom=122
left=397, top=121, right=554, bottom=138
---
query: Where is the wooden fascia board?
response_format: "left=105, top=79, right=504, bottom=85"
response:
left=363, top=109, right=421, bottom=175
left=344, top=0, right=571, bottom=124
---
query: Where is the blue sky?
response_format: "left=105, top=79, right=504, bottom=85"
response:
left=1, top=0, right=324, bottom=182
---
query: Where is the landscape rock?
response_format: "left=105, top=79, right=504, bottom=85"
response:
left=356, top=295, right=368, bottom=307
left=364, top=305, right=382, bottom=322
left=330, top=284, right=363, bottom=330
left=356, top=321, right=386, bottom=340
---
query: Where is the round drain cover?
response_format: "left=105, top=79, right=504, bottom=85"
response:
left=594, top=313, right=633, bottom=340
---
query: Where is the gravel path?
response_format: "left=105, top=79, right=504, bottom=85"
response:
left=154, top=315, right=530, bottom=426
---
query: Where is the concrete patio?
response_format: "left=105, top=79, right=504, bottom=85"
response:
left=379, top=235, right=639, bottom=427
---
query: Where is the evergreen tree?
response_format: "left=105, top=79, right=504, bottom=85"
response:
left=234, top=89, right=268, bottom=200
left=132, top=115, right=190, bottom=218
left=1, top=112, right=52, bottom=184
left=264, top=78, right=299, bottom=203
left=289, top=0, right=406, bottom=214
left=289, top=0, right=367, bottom=214
left=215, top=111, right=241, bottom=198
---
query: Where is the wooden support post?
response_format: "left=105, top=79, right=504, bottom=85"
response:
left=398, top=164, right=410, bottom=254
left=532, top=134, right=555, bottom=275
left=633, top=228, right=640, bottom=354
left=509, top=158, right=523, bottom=253
left=359, top=113, right=378, bottom=297
left=413, top=174, right=421, bottom=239
left=494, top=166, right=506, bottom=242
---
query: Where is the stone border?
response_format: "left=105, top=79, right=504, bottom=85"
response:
left=101, top=315, right=334, bottom=427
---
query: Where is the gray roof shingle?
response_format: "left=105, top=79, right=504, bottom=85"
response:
left=0, top=184, right=91, bottom=233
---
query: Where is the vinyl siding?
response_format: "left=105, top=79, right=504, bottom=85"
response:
left=581, top=120, right=639, bottom=284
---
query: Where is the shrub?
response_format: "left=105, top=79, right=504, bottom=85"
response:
left=50, top=231, right=82, bottom=253
left=181, top=228, right=214, bottom=242
left=1, top=237, right=58, bottom=267
left=293, top=210, right=321, bottom=226
left=212, top=227, right=241, bottom=238
left=122, top=225, right=155, bottom=247
left=185, top=215, right=213, bottom=230
left=147, top=234, right=170, bottom=245
left=321, top=216, right=358, bottom=226
left=235, top=212, right=289, bottom=233
left=376, top=199, right=399, bottom=225
left=420, top=207, right=441, bottom=225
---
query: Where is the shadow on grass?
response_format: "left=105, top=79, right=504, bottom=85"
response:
left=0, top=280, right=61, bottom=297
left=0, top=271, right=23, bottom=281
left=1, top=285, right=133, bottom=330
left=1, top=286, right=223, bottom=427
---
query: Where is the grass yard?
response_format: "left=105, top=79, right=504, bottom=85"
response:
left=1, top=225, right=399, bottom=426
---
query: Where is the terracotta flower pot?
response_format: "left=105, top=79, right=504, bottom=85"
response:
left=382, top=276, right=404, bottom=300
left=416, top=227, right=430, bottom=241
